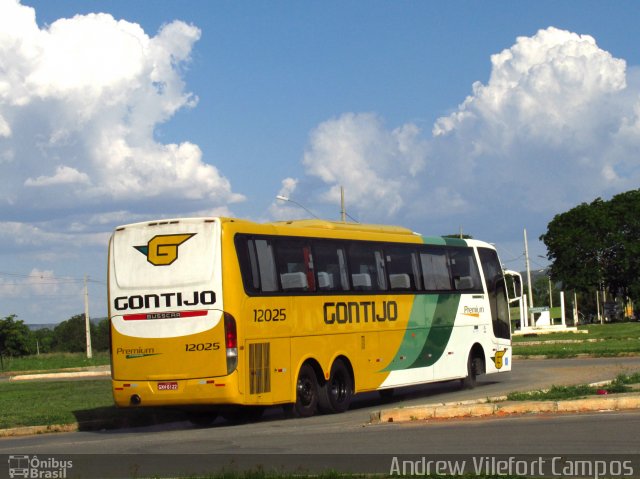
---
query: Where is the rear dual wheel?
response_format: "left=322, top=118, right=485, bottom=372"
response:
left=284, top=363, right=320, bottom=417
left=286, top=360, right=354, bottom=417
left=318, top=360, right=353, bottom=414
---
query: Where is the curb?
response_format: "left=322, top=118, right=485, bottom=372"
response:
left=0, top=423, right=80, bottom=438
left=6, top=365, right=111, bottom=381
left=9, top=370, right=111, bottom=381
left=371, top=393, right=640, bottom=424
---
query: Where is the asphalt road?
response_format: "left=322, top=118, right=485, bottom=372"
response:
left=2, top=357, right=640, bottom=477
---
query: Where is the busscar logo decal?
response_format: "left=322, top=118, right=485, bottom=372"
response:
left=134, top=233, right=195, bottom=266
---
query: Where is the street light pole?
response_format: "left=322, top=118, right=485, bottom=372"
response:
left=275, top=195, right=319, bottom=219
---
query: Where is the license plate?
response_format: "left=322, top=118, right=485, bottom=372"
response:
left=157, top=382, right=178, bottom=391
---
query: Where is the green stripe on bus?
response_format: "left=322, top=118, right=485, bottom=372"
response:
left=420, top=236, right=468, bottom=247
left=381, top=293, right=460, bottom=371
left=409, top=294, right=459, bottom=368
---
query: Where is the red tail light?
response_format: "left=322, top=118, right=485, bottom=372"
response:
left=224, top=313, right=237, bottom=349
left=224, top=313, right=238, bottom=374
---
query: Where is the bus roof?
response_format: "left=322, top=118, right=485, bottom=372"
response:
left=113, top=216, right=494, bottom=249
left=269, top=219, right=418, bottom=235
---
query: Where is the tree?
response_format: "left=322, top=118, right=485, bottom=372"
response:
left=541, top=189, right=640, bottom=310
left=33, top=328, right=54, bottom=354
left=606, top=190, right=640, bottom=301
left=0, top=315, right=33, bottom=359
left=52, top=314, right=87, bottom=353
left=541, top=197, right=609, bottom=293
left=92, top=318, right=110, bottom=352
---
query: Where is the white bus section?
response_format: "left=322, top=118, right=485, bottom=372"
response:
left=109, top=218, right=224, bottom=339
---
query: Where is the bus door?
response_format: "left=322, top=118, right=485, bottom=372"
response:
left=477, top=248, right=512, bottom=372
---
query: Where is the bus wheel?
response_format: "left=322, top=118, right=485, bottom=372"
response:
left=460, top=354, right=482, bottom=390
left=187, top=410, right=218, bottom=427
left=289, top=363, right=319, bottom=417
left=319, top=360, right=353, bottom=414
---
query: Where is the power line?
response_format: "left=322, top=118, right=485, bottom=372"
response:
left=0, top=270, right=106, bottom=285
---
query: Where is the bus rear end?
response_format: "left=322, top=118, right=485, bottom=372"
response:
left=108, top=218, right=238, bottom=408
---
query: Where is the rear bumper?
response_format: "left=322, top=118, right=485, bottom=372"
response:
left=112, top=371, right=240, bottom=408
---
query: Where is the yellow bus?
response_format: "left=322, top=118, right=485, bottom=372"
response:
left=108, top=217, right=521, bottom=423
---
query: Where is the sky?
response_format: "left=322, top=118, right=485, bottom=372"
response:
left=1, top=0, right=640, bottom=324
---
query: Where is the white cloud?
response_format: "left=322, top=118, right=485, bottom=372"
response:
left=0, top=221, right=108, bottom=250
left=301, top=112, right=428, bottom=218
left=0, top=268, right=71, bottom=297
left=294, top=27, right=640, bottom=234
left=0, top=0, right=243, bottom=222
left=25, top=165, right=90, bottom=186
left=430, top=26, right=637, bottom=213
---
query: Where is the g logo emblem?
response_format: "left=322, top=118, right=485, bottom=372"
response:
left=492, top=349, right=507, bottom=369
left=134, top=234, right=195, bottom=266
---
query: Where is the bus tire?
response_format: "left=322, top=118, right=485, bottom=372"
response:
left=318, top=360, right=353, bottom=414
left=460, top=353, right=483, bottom=390
left=289, top=363, right=319, bottom=417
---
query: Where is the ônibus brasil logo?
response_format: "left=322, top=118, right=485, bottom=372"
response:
left=134, top=234, right=196, bottom=266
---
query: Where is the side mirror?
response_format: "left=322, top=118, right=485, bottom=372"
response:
left=503, top=270, right=523, bottom=303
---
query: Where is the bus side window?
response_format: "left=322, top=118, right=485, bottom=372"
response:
left=348, top=243, right=387, bottom=291
left=312, top=241, right=350, bottom=291
left=448, top=247, right=482, bottom=292
left=235, top=236, right=278, bottom=293
left=235, top=236, right=260, bottom=293
left=274, top=239, right=315, bottom=292
left=385, top=245, right=419, bottom=291
left=420, top=246, right=452, bottom=291
left=255, top=239, right=278, bottom=292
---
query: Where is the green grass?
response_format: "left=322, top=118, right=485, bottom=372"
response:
left=512, top=322, right=640, bottom=357
left=0, top=379, right=186, bottom=429
left=512, top=322, right=640, bottom=342
left=0, top=379, right=114, bottom=428
left=0, top=351, right=110, bottom=373
left=506, top=372, right=639, bottom=401
left=513, top=340, right=640, bottom=358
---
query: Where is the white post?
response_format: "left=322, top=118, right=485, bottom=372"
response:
left=522, top=294, right=529, bottom=329
left=84, top=275, right=93, bottom=359
left=560, top=291, right=566, bottom=327
left=524, top=229, right=534, bottom=325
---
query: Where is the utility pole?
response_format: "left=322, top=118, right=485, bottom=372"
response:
left=84, top=275, right=93, bottom=359
left=524, top=228, right=534, bottom=326
left=340, top=186, right=346, bottom=222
